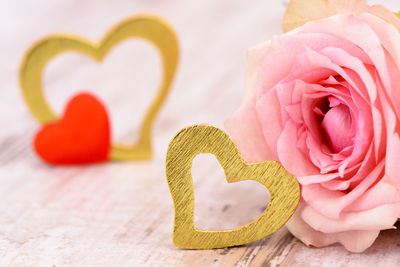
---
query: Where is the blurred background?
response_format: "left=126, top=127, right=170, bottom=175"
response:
left=0, top=0, right=281, bottom=147
left=1, top=0, right=396, bottom=161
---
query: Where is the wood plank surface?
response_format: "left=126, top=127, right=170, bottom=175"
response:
left=1, top=0, right=400, bottom=266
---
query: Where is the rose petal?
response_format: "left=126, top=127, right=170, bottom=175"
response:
left=225, top=97, right=277, bottom=163
left=302, top=159, right=384, bottom=218
left=254, top=32, right=371, bottom=98
left=321, top=103, right=353, bottom=153
left=345, top=176, right=400, bottom=212
left=359, top=13, right=400, bottom=136
left=301, top=201, right=400, bottom=233
left=378, top=82, right=400, bottom=191
left=254, top=89, right=284, bottom=157
left=277, top=120, right=319, bottom=176
left=282, top=0, right=400, bottom=33
left=243, top=42, right=271, bottom=100
left=299, top=15, right=392, bottom=105
left=286, top=202, right=380, bottom=253
left=320, top=46, right=377, bottom=103
left=367, top=5, right=400, bottom=33
left=282, top=0, right=369, bottom=32
left=297, top=163, right=359, bottom=185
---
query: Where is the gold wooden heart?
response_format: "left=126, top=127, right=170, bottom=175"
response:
left=19, top=14, right=179, bottom=160
left=166, top=125, right=300, bottom=249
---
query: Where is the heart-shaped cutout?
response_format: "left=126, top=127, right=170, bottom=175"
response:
left=192, top=154, right=269, bottom=230
left=20, top=14, right=179, bottom=161
left=166, top=125, right=300, bottom=249
left=34, top=93, right=110, bottom=164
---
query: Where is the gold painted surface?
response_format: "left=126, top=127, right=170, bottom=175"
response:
left=19, top=14, right=179, bottom=161
left=166, top=125, right=300, bottom=249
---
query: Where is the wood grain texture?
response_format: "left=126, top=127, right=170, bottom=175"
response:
left=1, top=0, right=400, bottom=266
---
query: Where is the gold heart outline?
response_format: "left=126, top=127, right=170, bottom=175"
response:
left=166, top=125, right=300, bottom=249
left=19, top=14, right=179, bottom=160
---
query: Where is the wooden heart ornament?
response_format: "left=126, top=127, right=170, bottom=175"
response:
left=20, top=14, right=179, bottom=161
left=166, top=125, right=300, bottom=249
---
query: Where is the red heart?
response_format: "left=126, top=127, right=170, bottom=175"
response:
left=34, top=93, right=111, bottom=165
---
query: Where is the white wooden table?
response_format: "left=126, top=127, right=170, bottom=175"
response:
left=1, top=0, right=400, bottom=266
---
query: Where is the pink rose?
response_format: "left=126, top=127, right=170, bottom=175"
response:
left=226, top=12, right=400, bottom=252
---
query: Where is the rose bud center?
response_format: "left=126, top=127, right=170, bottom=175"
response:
left=315, top=97, right=354, bottom=153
